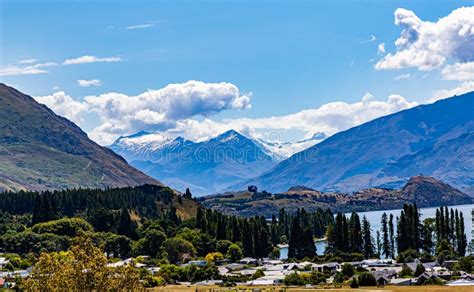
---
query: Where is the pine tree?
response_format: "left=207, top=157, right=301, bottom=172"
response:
left=117, top=208, right=137, bottom=239
left=381, top=213, right=390, bottom=258
left=349, top=212, right=363, bottom=254
left=362, top=216, right=374, bottom=259
left=388, top=214, right=395, bottom=257
left=288, top=216, right=302, bottom=259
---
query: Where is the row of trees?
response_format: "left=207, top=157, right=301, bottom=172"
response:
left=325, top=213, right=375, bottom=259
left=326, top=204, right=468, bottom=262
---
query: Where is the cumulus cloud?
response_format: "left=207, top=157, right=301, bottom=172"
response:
left=63, top=55, right=123, bottom=65
left=430, top=81, right=474, bottom=102
left=0, top=62, right=57, bottom=76
left=377, top=43, right=386, bottom=55
left=35, top=81, right=251, bottom=144
left=155, top=93, right=419, bottom=145
left=375, top=7, right=474, bottom=71
left=34, top=91, right=89, bottom=125
left=77, top=79, right=102, bottom=87
left=441, top=62, right=474, bottom=81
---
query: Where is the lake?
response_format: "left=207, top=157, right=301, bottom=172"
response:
left=279, top=203, right=474, bottom=259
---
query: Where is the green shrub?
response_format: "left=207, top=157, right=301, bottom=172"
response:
left=357, top=272, right=376, bottom=286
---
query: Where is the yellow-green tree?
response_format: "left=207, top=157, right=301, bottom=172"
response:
left=23, top=235, right=141, bottom=290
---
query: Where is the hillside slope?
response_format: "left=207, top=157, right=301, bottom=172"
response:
left=201, top=176, right=473, bottom=217
left=0, top=83, right=161, bottom=191
left=238, top=92, right=474, bottom=194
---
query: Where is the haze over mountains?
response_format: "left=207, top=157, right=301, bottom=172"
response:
left=239, top=92, right=474, bottom=195
left=0, top=83, right=160, bottom=192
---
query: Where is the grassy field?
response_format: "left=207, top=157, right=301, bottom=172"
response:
left=151, top=286, right=472, bottom=292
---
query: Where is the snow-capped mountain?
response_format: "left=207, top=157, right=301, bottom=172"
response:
left=110, top=129, right=296, bottom=196
left=254, top=132, right=326, bottom=161
left=109, top=131, right=173, bottom=162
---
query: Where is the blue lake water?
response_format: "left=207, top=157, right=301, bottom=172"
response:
left=279, top=203, right=474, bottom=259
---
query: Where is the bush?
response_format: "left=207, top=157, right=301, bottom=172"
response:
left=226, top=244, right=243, bottom=262
left=341, top=263, right=355, bottom=278
left=397, top=249, right=419, bottom=263
left=399, top=263, right=414, bottom=278
left=350, top=277, right=359, bottom=288
left=357, top=272, right=376, bottom=286
left=414, top=263, right=425, bottom=277
left=284, top=272, right=306, bottom=286
left=31, top=218, right=93, bottom=237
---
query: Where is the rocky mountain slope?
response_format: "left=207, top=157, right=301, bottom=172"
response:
left=200, top=176, right=473, bottom=217
left=237, top=92, right=474, bottom=195
left=0, top=83, right=161, bottom=192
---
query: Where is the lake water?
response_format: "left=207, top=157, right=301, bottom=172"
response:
left=279, top=204, right=474, bottom=259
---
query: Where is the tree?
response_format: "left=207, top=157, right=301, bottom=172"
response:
left=381, top=213, right=390, bottom=258
left=22, top=235, right=141, bottom=290
left=349, top=212, right=363, bottom=254
left=362, top=216, right=374, bottom=259
left=414, top=263, right=425, bottom=277
left=117, top=208, right=137, bottom=240
left=341, top=263, right=355, bottom=278
left=388, top=214, right=395, bottom=257
left=135, top=229, right=166, bottom=258
left=184, top=188, right=193, bottom=199
left=399, top=263, right=414, bottom=277
left=162, top=237, right=196, bottom=264
left=205, top=252, right=224, bottom=263
left=226, top=244, right=243, bottom=262
left=358, top=272, right=376, bottom=286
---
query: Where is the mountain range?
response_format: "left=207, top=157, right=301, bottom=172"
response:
left=238, top=92, right=474, bottom=195
left=110, top=130, right=280, bottom=196
left=0, top=83, right=160, bottom=192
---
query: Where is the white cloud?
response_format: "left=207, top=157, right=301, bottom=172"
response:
left=126, top=23, right=154, bottom=30
left=377, top=43, right=386, bottom=55
left=19, top=58, right=37, bottom=64
left=441, top=62, right=474, bottom=81
left=395, top=73, right=411, bottom=80
left=63, top=55, right=123, bottom=65
left=77, top=79, right=102, bottom=87
left=0, top=62, right=57, bottom=76
left=157, top=93, right=418, bottom=146
left=360, top=35, right=376, bottom=44
left=34, top=91, right=89, bottom=125
left=430, top=81, right=474, bottom=102
left=375, top=7, right=474, bottom=71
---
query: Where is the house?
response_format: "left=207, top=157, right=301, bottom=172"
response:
left=312, top=262, right=340, bottom=273
left=239, top=257, right=258, bottom=265
left=443, top=260, right=459, bottom=270
left=0, top=258, right=9, bottom=270
left=375, top=275, right=390, bottom=286
left=224, top=263, right=245, bottom=271
left=246, top=275, right=284, bottom=286
left=147, top=267, right=160, bottom=275
left=193, top=280, right=223, bottom=286
left=389, top=278, right=413, bottom=286
left=416, top=272, right=442, bottom=285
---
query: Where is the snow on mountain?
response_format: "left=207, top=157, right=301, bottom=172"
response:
left=254, top=132, right=326, bottom=161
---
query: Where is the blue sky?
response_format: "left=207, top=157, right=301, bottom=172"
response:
left=1, top=0, right=474, bottom=145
